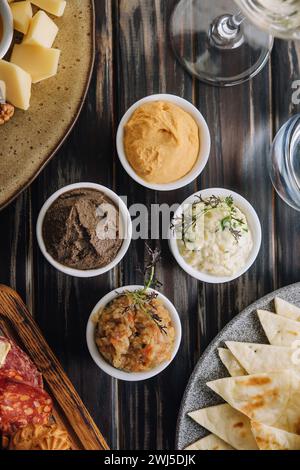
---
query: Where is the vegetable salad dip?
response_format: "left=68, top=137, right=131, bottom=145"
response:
left=176, top=195, right=253, bottom=277
left=95, top=293, right=175, bottom=373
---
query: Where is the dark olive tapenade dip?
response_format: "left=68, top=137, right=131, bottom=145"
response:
left=42, top=188, right=123, bottom=270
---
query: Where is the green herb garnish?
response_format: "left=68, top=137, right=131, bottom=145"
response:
left=118, top=244, right=167, bottom=335
left=220, top=196, right=249, bottom=243
left=172, top=194, right=248, bottom=245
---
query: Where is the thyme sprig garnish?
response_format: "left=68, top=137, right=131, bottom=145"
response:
left=143, top=243, right=163, bottom=290
left=198, top=194, right=222, bottom=208
left=220, top=195, right=249, bottom=243
left=172, top=194, right=248, bottom=245
left=118, top=244, right=168, bottom=335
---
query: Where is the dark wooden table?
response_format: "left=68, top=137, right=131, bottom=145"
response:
left=0, top=0, right=299, bottom=451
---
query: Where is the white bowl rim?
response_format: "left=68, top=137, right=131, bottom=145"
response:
left=86, top=285, right=182, bottom=382
left=169, top=188, right=262, bottom=284
left=0, top=2, right=13, bottom=60
left=36, top=182, right=132, bottom=278
left=116, top=93, right=211, bottom=192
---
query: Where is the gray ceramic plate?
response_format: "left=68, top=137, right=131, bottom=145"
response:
left=176, top=282, right=300, bottom=450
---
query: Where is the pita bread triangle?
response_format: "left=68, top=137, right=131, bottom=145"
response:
left=207, top=370, right=300, bottom=434
left=251, top=421, right=300, bottom=450
left=275, top=298, right=300, bottom=322
left=189, top=404, right=258, bottom=450
left=226, top=341, right=300, bottom=374
left=185, top=434, right=234, bottom=451
left=218, top=348, right=246, bottom=377
left=257, top=310, right=300, bottom=346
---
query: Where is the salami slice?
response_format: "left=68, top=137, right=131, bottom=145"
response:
left=0, top=337, right=43, bottom=389
left=0, top=378, right=52, bottom=436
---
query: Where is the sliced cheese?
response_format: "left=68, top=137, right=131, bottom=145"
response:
left=0, top=60, right=31, bottom=110
left=0, top=80, right=6, bottom=102
left=23, top=10, right=58, bottom=48
left=0, top=340, right=11, bottom=367
left=10, top=44, right=61, bottom=84
left=10, top=1, right=33, bottom=35
left=30, top=0, right=66, bottom=17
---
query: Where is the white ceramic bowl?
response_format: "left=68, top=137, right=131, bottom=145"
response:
left=86, top=286, right=182, bottom=381
left=169, top=188, right=262, bottom=284
left=0, top=1, right=13, bottom=59
left=116, top=94, right=211, bottom=191
left=37, top=183, right=132, bottom=278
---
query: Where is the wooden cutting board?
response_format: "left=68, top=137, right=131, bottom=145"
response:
left=0, top=284, right=109, bottom=451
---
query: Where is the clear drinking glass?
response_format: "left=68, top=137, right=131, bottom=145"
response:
left=236, top=0, right=300, bottom=40
left=170, top=0, right=300, bottom=86
left=269, top=115, right=300, bottom=211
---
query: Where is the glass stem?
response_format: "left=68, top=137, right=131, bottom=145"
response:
left=229, top=12, right=246, bottom=29
left=209, top=11, right=246, bottom=50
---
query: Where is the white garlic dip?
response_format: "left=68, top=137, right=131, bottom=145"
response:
left=176, top=195, right=253, bottom=277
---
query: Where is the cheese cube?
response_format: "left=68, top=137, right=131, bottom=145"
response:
left=10, top=44, right=61, bottom=83
left=0, top=80, right=6, bottom=102
left=30, top=0, right=66, bottom=17
left=23, top=11, right=58, bottom=48
left=0, top=60, right=31, bottom=110
left=10, top=1, right=33, bottom=34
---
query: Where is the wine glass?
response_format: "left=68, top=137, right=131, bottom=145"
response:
left=170, top=0, right=300, bottom=86
left=237, top=0, right=300, bottom=40
left=269, top=115, right=300, bottom=211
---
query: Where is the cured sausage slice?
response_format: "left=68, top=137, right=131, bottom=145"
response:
left=0, top=337, right=43, bottom=389
left=0, top=378, right=52, bottom=436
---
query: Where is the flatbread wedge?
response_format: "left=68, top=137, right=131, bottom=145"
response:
left=226, top=342, right=300, bottom=374
left=0, top=339, right=11, bottom=367
left=275, top=298, right=300, bottom=322
left=257, top=310, right=300, bottom=346
left=251, top=421, right=300, bottom=450
left=207, top=370, right=300, bottom=434
left=188, top=404, right=258, bottom=450
left=218, top=348, right=246, bottom=377
left=185, top=434, right=234, bottom=451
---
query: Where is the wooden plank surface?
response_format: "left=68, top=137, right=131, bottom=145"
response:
left=0, top=285, right=109, bottom=450
left=0, top=0, right=299, bottom=450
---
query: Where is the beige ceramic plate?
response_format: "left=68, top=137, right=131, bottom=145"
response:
left=0, top=0, right=95, bottom=210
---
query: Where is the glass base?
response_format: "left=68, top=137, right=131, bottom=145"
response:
left=170, top=0, right=274, bottom=86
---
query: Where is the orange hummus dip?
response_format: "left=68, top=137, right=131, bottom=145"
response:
left=124, top=101, right=200, bottom=184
